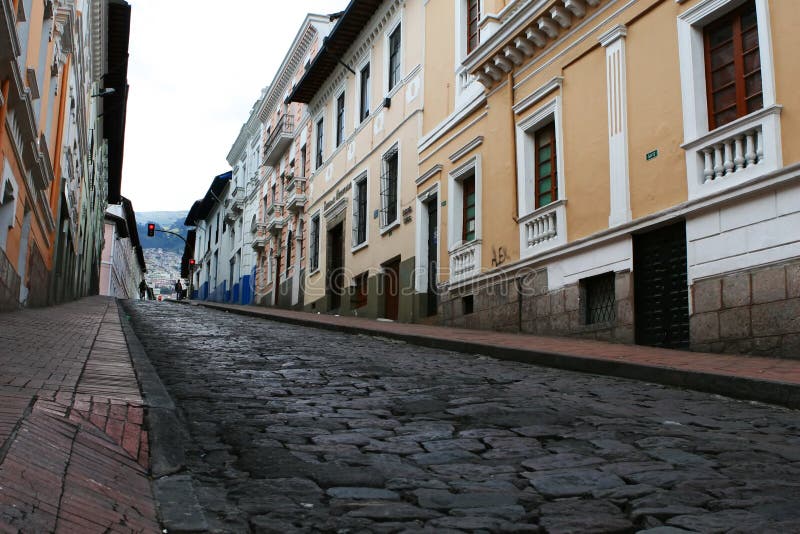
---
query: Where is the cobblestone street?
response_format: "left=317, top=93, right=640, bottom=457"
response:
left=124, top=301, right=800, bottom=533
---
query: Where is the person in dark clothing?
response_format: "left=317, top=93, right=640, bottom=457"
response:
left=175, top=280, right=183, bottom=300
left=139, top=280, right=147, bottom=300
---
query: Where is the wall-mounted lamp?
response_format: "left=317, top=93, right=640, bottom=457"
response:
left=91, top=88, right=116, bottom=98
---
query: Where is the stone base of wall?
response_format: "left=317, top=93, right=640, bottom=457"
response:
left=26, top=245, right=49, bottom=308
left=0, top=247, right=21, bottom=313
left=440, top=268, right=634, bottom=344
left=690, top=259, right=800, bottom=359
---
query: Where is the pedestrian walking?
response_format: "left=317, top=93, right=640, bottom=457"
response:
left=139, top=279, right=147, bottom=300
left=174, top=280, right=183, bottom=301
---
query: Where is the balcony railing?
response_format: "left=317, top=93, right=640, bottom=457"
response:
left=263, top=114, right=295, bottom=166
left=682, top=105, right=782, bottom=200
left=266, top=203, right=285, bottom=235
left=449, top=239, right=481, bottom=282
left=285, top=176, right=307, bottom=213
left=519, top=199, right=566, bottom=258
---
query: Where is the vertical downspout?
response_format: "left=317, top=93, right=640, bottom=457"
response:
left=507, top=71, right=523, bottom=333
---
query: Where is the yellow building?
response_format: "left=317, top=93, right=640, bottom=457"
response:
left=418, top=0, right=800, bottom=356
left=289, top=0, right=425, bottom=321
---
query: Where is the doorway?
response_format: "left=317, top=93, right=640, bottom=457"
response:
left=426, top=198, right=438, bottom=316
left=383, top=257, right=400, bottom=320
left=633, top=221, right=690, bottom=349
left=327, top=223, right=344, bottom=310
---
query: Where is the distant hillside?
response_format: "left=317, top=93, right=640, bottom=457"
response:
left=136, top=211, right=189, bottom=253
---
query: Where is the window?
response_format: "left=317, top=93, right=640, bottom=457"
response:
left=336, top=92, right=345, bottom=147
left=380, top=148, right=399, bottom=227
left=582, top=272, right=616, bottom=325
left=388, top=25, right=402, bottom=91
left=0, top=171, right=17, bottom=251
left=462, top=173, right=476, bottom=242
left=359, top=63, right=371, bottom=122
left=353, top=272, right=369, bottom=309
left=534, top=122, right=557, bottom=208
left=703, top=1, right=762, bottom=129
left=309, top=214, right=320, bottom=272
left=467, top=0, right=480, bottom=54
left=353, top=176, right=368, bottom=246
left=315, top=117, right=324, bottom=167
left=300, top=145, right=307, bottom=177
left=285, top=230, right=293, bottom=274
left=215, top=213, right=220, bottom=244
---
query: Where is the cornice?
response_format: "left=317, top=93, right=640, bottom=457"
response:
left=309, top=0, right=404, bottom=114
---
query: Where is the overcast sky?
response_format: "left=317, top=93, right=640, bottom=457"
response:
left=122, top=0, right=350, bottom=213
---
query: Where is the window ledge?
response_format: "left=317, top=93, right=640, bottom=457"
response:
left=680, top=105, right=782, bottom=151
left=351, top=241, right=368, bottom=254
left=380, top=220, right=401, bottom=236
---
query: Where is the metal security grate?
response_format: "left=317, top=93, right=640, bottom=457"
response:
left=584, top=272, right=616, bottom=325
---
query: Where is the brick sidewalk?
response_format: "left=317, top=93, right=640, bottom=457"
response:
left=189, top=300, right=800, bottom=409
left=0, top=297, right=158, bottom=532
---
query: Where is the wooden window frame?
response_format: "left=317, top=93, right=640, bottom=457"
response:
left=359, top=63, right=370, bottom=122
left=335, top=92, right=345, bottom=147
left=462, top=173, right=476, bottom=242
left=315, top=117, right=324, bottom=167
left=388, top=25, right=402, bottom=90
left=703, top=1, right=761, bottom=130
left=534, top=122, right=558, bottom=209
left=466, top=0, right=480, bottom=54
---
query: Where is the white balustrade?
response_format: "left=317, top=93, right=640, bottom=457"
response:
left=525, top=208, right=558, bottom=247
left=518, top=200, right=566, bottom=258
left=449, top=240, right=481, bottom=282
left=701, top=127, right=762, bottom=184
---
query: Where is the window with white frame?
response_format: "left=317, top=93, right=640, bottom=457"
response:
left=352, top=173, right=368, bottom=247
left=315, top=116, right=325, bottom=168
left=677, top=0, right=776, bottom=139
left=677, top=0, right=780, bottom=197
left=380, top=146, right=399, bottom=228
left=335, top=91, right=345, bottom=147
left=309, top=213, right=320, bottom=272
left=515, top=97, right=564, bottom=217
left=359, top=62, right=371, bottom=123
left=387, top=24, right=402, bottom=92
left=447, top=156, right=482, bottom=249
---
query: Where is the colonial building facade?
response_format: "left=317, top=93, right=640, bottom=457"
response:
left=207, top=0, right=798, bottom=357
left=253, top=14, right=333, bottom=309
left=420, top=0, right=799, bottom=357
left=0, top=0, right=131, bottom=311
left=289, top=0, right=425, bottom=321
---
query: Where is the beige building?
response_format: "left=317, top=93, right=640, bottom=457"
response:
left=289, top=0, right=425, bottom=321
left=417, top=0, right=800, bottom=356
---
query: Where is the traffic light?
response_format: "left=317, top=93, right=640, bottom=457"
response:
left=147, top=223, right=155, bottom=237
left=189, top=259, right=195, bottom=267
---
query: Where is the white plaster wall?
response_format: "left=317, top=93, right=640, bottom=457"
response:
left=687, top=179, right=800, bottom=282
left=546, top=237, right=632, bottom=290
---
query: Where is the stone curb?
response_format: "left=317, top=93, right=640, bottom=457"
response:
left=118, top=301, right=209, bottom=533
left=183, top=300, right=800, bottom=410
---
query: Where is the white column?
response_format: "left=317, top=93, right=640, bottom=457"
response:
left=600, top=25, right=631, bottom=227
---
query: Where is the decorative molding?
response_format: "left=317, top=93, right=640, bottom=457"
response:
left=448, top=136, right=484, bottom=163
left=513, top=76, right=563, bottom=115
left=602, top=25, right=631, bottom=226
left=598, top=23, right=627, bottom=46
left=416, top=164, right=442, bottom=186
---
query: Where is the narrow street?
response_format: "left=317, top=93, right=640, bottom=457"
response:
left=124, top=301, right=800, bottom=533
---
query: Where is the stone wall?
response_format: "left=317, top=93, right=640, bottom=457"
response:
left=690, top=259, right=800, bottom=358
left=0, top=247, right=20, bottom=313
left=26, top=245, right=49, bottom=308
left=440, top=268, right=635, bottom=344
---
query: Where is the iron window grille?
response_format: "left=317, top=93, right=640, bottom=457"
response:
left=352, top=177, right=368, bottom=246
left=309, top=215, right=320, bottom=271
left=583, top=272, right=616, bottom=325
left=380, top=148, right=399, bottom=227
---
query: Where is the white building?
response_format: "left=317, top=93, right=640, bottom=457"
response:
left=99, top=198, right=146, bottom=299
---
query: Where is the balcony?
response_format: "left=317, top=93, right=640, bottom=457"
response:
left=266, top=203, right=285, bottom=235
left=231, top=186, right=245, bottom=212
left=263, top=114, right=294, bottom=166
left=285, top=176, right=307, bottom=213
left=251, top=233, right=267, bottom=250
left=449, top=239, right=481, bottom=283
left=519, top=199, right=567, bottom=258
left=682, top=105, right=782, bottom=200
